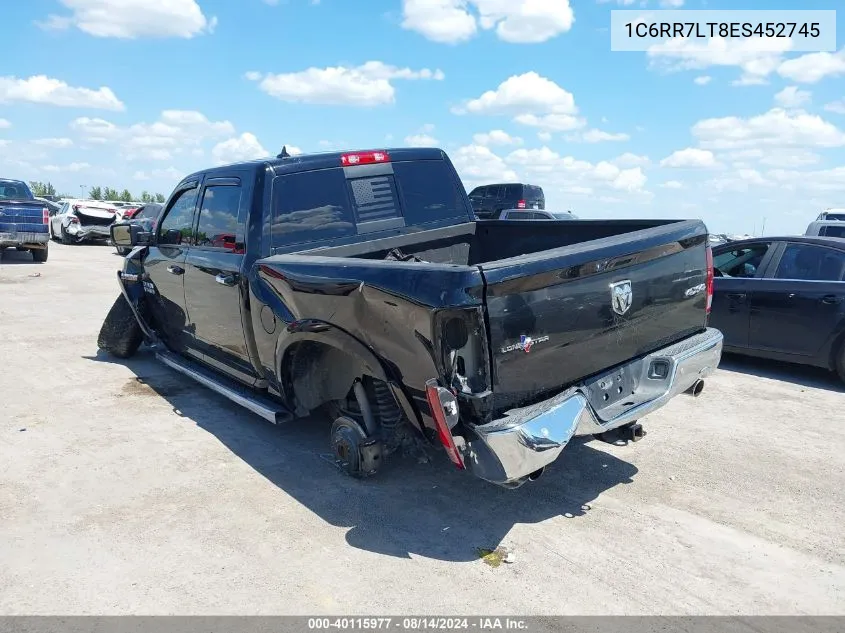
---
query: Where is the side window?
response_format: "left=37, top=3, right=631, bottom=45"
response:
left=272, top=168, right=355, bottom=248
left=526, top=185, right=543, bottom=201
left=195, top=184, right=242, bottom=250
left=821, top=225, right=845, bottom=238
left=468, top=186, right=485, bottom=199
left=158, top=187, right=199, bottom=245
left=392, top=160, right=467, bottom=225
left=713, top=243, right=771, bottom=278
left=503, top=184, right=521, bottom=200
left=775, top=244, right=845, bottom=282
left=487, top=185, right=503, bottom=200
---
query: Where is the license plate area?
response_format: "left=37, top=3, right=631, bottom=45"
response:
left=582, top=359, right=643, bottom=412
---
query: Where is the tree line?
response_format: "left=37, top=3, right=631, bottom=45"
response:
left=29, top=181, right=166, bottom=203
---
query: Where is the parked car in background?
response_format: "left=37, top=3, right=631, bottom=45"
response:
left=0, top=178, right=50, bottom=262
left=805, top=221, right=845, bottom=239
left=815, top=209, right=845, bottom=221
left=478, top=209, right=577, bottom=220
left=709, top=236, right=845, bottom=383
left=112, top=203, right=163, bottom=255
left=468, top=183, right=545, bottom=218
left=50, top=199, right=120, bottom=244
left=36, top=197, right=62, bottom=216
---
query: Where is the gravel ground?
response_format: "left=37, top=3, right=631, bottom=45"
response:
left=1, top=242, right=843, bottom=615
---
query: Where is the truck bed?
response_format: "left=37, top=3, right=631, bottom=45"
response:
left=266, top=218, right=709, bottom=413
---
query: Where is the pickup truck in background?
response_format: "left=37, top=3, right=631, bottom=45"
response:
left=100, top=147, right=723, bottom=488
left=0, top=179, right=50, bottom=262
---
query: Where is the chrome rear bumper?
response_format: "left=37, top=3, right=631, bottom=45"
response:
left=464, top=328, right=724, bottom=486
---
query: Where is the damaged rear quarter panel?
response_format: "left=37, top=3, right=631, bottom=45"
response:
left=248, top=255, right=484, bottom=434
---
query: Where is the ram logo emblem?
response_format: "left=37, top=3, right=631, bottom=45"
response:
left=610, top=280, right=633, bottom=316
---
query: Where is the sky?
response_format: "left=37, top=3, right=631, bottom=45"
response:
left=1, top=0, right=844, bottom=235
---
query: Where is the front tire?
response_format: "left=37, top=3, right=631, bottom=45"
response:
left=97, top=294, right=145, bottom=359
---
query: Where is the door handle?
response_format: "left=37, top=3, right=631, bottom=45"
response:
left=820, top=295, right=841, bottom=305
left=215, top=273, right=237, bottom=286
left=726, top=293, right=746, bottom=300
left=167, top=265, right=184, bottom=275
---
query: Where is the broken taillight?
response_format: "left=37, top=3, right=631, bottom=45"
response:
left=705, top=245, right=714, bottom=314
left=341, top=151, right=390, bottom=166
left=425, top=379, right=464, bottom=469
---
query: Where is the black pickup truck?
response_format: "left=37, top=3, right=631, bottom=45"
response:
left=100, top=147, right=723, bottom=488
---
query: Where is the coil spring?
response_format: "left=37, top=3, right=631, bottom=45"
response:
left=370, top=379, right=403, bottom=430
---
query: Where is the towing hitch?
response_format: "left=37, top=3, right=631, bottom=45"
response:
left=619, top=422, right=646, bottom=442
left=594, top=421, right=646, bottom=445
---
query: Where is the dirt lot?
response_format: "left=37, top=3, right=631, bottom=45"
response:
left=1, top=242, right=843, bottom=615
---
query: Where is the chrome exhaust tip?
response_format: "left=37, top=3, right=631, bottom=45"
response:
left=689, top=379, right=705, bottom=397
left=528, top=467, right=546, bottom=481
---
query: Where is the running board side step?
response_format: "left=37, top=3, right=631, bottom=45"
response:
left=156, top=350, right=293, bottom=425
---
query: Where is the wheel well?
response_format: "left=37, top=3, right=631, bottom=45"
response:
left=282, top=341, right=367, bottom=417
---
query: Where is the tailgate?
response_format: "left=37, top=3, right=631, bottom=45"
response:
left=0, top=201, right=48, bottom=234
left=480, top=221, right=709, bottom=412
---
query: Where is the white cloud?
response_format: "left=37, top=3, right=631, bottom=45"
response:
left=451, top=144, right=518, bottom=186
left=0, top=118, right=10, bottom=129
left=612, top=152, right=650, bottom=167
left=0, top=75, right=124, bottom=110
left=401, top=0, right=477, bottom=43
left=38, top=0, right=216, bottom=39
left=457, top=72, right=576, bottom=115
left=692, top=108, right=845, bottom=150
left=777, top=49, right=845, bottom=84
left=537, top=131, right=552, bottom=142
left=647, top=36, right=792, bottom=85
left=764, top=166, right=845, bottom=193
left=33, top=137, right=74, bottom=148
left=42, top=161, right=90, bottom=173
left=723, top=148, right=821, bottom=169
left=506, top=147, right=648, bottom=192
left=401, top=0, right=574, bottom=44
left=514, top=113, right=584, bottom=132
left=705, top=172, right=767, bottom=194
left=211, top=133, right=270, bottom=165
left=612, top=167, right=647, bottom=191
left=71, top=110, right=234, bottom=161
left=577, top=128, right=630, bottom=143
left=472, top=129, right=523, bottom=146
left=133, top=167, right=183, bottom=182
left=774, top=86, right=811, bottom=109
left=249, top=61, right=444, bottom=107
left=824, top=100, right=845, bottom=115
left=661, top=180, right=683, bottom=189
left=660, top=148, right=719, bottom=168
left=694, top=75, right=711, bottom=85
left=404, top=133, right=439, bottom=147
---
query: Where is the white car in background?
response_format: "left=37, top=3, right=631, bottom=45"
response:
left=49, top=199, right=121, bottom=244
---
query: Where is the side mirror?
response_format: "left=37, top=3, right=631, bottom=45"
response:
left=111, top=223, right=152, bottom=248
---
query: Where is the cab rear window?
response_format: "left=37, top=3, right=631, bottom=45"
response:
left=271, top=160, right=469, bottom=248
